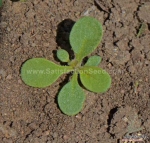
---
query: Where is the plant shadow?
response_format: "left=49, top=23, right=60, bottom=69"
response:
left=54, top=19, right=75, bottom=62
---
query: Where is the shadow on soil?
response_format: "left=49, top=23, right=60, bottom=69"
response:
left=55, top=19, right=75, bottom=60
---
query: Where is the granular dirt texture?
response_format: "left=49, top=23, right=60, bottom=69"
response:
left=0, top=0, right=150, bottom=143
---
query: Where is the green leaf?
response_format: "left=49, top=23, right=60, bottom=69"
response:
left=57, top=49, right=70, bottom=62
left=79, top=67, right=111, bottom=93
left=70, top=16, right=103, bottom=62
left=58, top=73, right=85, bottom=116
left=0, top=0, right=2, bottom=7
left=85, top=56, right=102, bottom=66
left=21, top=58, right=73, bottom=88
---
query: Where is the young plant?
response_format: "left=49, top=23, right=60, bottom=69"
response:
left=21, top=17, right=111, bottom=116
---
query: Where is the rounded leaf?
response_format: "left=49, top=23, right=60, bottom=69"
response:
left=79, top=67, right=111, bottom=93
left=85, top=56, right=102, bottom=66
left=70, top=16, right=103, bottom=61
left=57, top=49, right=70, bottom=62
left=58, top=74, right=85, bottom=116
left=21, top=58, right=72, bottom=88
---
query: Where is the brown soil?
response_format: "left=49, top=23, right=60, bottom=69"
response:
left=0, top=0, right=150, bottom=143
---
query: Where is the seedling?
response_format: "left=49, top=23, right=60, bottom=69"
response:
left=21, top=17, right=111, bottom=116
left=137, top=23, right=146, bottom=38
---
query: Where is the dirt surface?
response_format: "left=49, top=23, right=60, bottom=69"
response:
left=0, top=0, right=150, bottom=142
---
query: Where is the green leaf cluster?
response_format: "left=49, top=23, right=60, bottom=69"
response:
left=21, top=17, right=111, bottom=116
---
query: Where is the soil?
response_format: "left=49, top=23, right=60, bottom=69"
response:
left=0, top=0, right=150, bottom=143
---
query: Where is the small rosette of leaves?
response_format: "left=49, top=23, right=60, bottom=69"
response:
left=21, top=16, right=111, bottom=116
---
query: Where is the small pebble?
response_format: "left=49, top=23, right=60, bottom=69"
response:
left=31, top=43, right=36, bottom=47
left=63, top=135, right=69, bottom=140
left=108, top=63, right=112, bottom=68
left=3, top=138, right=13, bottom=143
left=44, top=130, right=50, bottom=136
left=33, top=0, right=40, bottom=5
left=6, top=75, right=12, bottom=80
left=121, top=90, right=125, bottom=94
left=0, top=22, right=8, bottom=28
left=75, top=114, right=82, bottom=119
left=74, top=0, right=79, bottom=6
left=43, top=42, right=50, bottom=47
left=128, top=66, right=136, bottom=73
left=7, top=27, right=11, bottom=31
left=145, top=77, right=148, bottom=82
left=0, top=69, right=6, bottom=77
left=53, top=132, right=58, bottom=138
left=145, top=60, right=149, bottom=65
left=137, top=86, right=142, bottom=92
left=18, top=79, right=22, bottom=84
left=122, top=116, right=128, bottom=122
